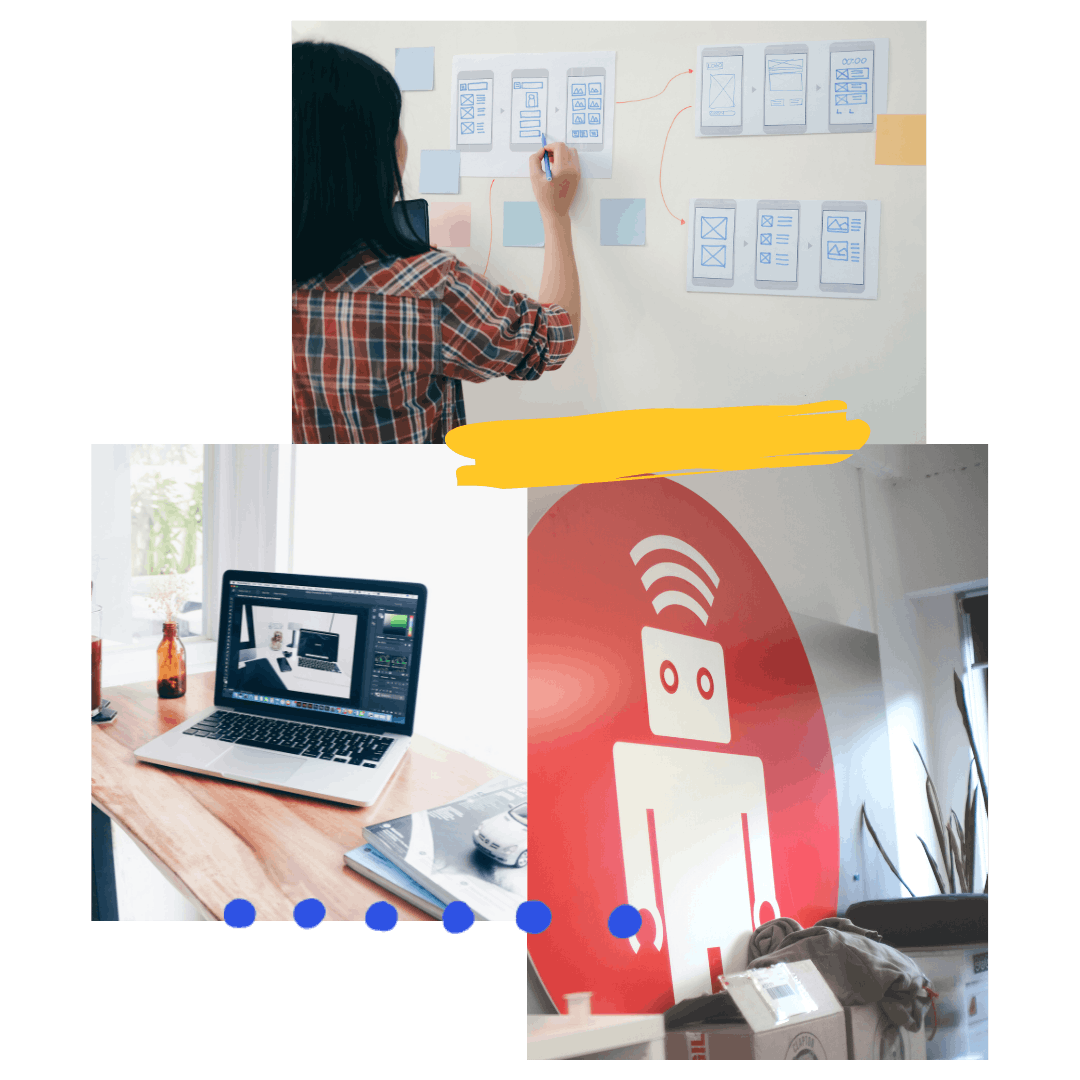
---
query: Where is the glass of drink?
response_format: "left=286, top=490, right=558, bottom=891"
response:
left=92, top=603, right=103, bottom=716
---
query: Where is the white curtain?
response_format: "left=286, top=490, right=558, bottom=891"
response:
left=91, top=444, right=134, bottom=643
left=202, top=444, right=283, bottom=638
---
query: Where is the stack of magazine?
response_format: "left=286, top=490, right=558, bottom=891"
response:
left=344, top=776, right=527, bottom=921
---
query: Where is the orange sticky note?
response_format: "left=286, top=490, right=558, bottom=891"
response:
left=429, top=202, right=471, bottom=247
left=875, top=114, right=926, bottom=165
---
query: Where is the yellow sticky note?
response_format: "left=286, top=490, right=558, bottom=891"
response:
left=875, top=114, right=926, bottom=166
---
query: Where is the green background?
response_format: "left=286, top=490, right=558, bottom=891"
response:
left=14, top=2, right=1036, bottom=1071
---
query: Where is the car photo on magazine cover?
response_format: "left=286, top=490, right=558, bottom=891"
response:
left=473, top=802, right=527, bottom=867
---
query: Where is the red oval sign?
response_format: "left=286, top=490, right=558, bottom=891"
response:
left=529, top=480, right=839, bottom=1014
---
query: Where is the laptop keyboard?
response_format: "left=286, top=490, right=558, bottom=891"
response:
left=297, top=657, right=341, bottom=672
left=183, top=710, right=394, bottom=767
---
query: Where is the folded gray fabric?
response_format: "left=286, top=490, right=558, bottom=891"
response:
left=748, top=925, right=933, bottom=1031
left=747, top=916, right=804, bottom=961
left=813, top=916, right=884, bottom=942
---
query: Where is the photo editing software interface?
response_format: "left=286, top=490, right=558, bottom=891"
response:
left=221, top=579, right=418, bottom=725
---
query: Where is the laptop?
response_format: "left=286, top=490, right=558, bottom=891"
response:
left=292, top=628, right=351, bottom=689
left=134, top=569, right=427, bottom=807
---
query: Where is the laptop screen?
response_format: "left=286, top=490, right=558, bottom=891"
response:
left=296, top=629, right=339, bottom=662
left=215, top=572, right=423, bottom=732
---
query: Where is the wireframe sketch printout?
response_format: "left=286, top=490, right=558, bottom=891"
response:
left=764, top=53, right=807, bottom=127
left=567, top=74, right=604, bottom=145
left=511, top=74, right=548, bottom=147
left=686, top=199, right=881, bottom=299
left=693, top=206, right=735, bottom=280
left=700, top=54, right=742, bottom=129
left=756, top=208, right=799, bottom=283
left=452, top=52, right=616, bottom=177
left=694, top=39, right=889, bottom=137
left=821, top=209, right=866, bottom=285
left=456, top=76, right=493, bottom=146
left=831, top=48, right=874, bottom=126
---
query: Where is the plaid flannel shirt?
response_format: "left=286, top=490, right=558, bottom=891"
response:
left=293, top=246, right=575, bottom=443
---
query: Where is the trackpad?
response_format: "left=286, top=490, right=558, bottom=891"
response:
left=212, top=746, right=304, bottom=784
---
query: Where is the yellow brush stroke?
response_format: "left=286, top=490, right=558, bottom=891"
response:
left=445, top=403, right=871, bottom=488
left=875, top=114, right=926, bottom=166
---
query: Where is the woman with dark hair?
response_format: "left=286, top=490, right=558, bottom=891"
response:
left=293, top=41, right=581, bottom=444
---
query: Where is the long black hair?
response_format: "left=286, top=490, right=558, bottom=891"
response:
left=293, top=41, right=428, bottom=284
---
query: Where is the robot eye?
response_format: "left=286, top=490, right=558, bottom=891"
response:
left=660, top=660, right=679, bottom=694
left=696, top=667, right=714, bottom=700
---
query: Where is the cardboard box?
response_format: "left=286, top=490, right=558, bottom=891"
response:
left=900, top=944, right=987, bottom=1060
left=666, top=960, right=847, bottom=1060
left=845, top=1004, right=927, bottom=1059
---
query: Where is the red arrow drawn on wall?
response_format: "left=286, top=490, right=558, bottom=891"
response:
left=660, top=105, right=692, bottom=224
left=617, top=68, right=693, bottom=105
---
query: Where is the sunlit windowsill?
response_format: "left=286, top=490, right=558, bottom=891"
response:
left=101, top=636, right=218, bottom=689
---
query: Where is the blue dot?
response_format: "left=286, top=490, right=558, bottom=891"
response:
left=516, top=900, right=552, bottom=934
left=366, top=901, right=398, bottom=931
left=442, top=901, right=475, bottom=933
left=293, top=898, right=326, bottom=928
left=224, top=898, right=256, bottom=927
left=608, top=904, right=643, bottom=938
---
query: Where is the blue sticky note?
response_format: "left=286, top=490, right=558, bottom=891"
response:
left=503, top=202, right=545, bottom=248
left=419, top=150, right=460, bottom=195
left=394, top=47, right=434, bottom=92
left=600, top=199, right=646, bottom=246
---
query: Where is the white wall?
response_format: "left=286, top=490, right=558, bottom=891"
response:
left=891, top=460, right=989, bottom=598
left=859, top=448, right=987, bottom=893
left=293, top=20, right=926, bottom=442
left=791, top=612, right=900, bottom=911
left=290, top=445, right=527, bottom=780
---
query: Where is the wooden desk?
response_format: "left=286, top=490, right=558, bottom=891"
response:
left=91, top=671, right=503, bottom=921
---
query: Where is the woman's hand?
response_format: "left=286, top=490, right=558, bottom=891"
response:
left=533, top=142, right=581, bottom=341
left=529, top=142, right=580, bottom=220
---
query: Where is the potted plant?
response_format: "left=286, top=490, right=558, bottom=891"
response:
left=861, top=671, right=987, bottom=899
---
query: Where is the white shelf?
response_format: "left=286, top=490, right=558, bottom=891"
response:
left=528, top=1014, right=665, bottom=1060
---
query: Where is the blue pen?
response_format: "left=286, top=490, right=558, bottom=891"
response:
left=541, top=133, right=553, bottom=182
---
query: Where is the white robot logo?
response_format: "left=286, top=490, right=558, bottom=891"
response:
left=613, top=534, right=780, bottom=1003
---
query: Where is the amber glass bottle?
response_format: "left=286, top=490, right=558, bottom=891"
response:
left=157, top=622, right=187, bottom=698
left=92, top=603, right=103, bottom=716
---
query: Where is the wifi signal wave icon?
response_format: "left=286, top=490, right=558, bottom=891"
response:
left=629, top=534, right=720, bottom=626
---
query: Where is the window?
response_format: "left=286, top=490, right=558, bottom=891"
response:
left=129, top=444, right=204, bottom=643
left=958, top=588, right=988, bottom=886
left=959, top=590, right=988, bottom=757
left=92, top=445, right=289, bottom=687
